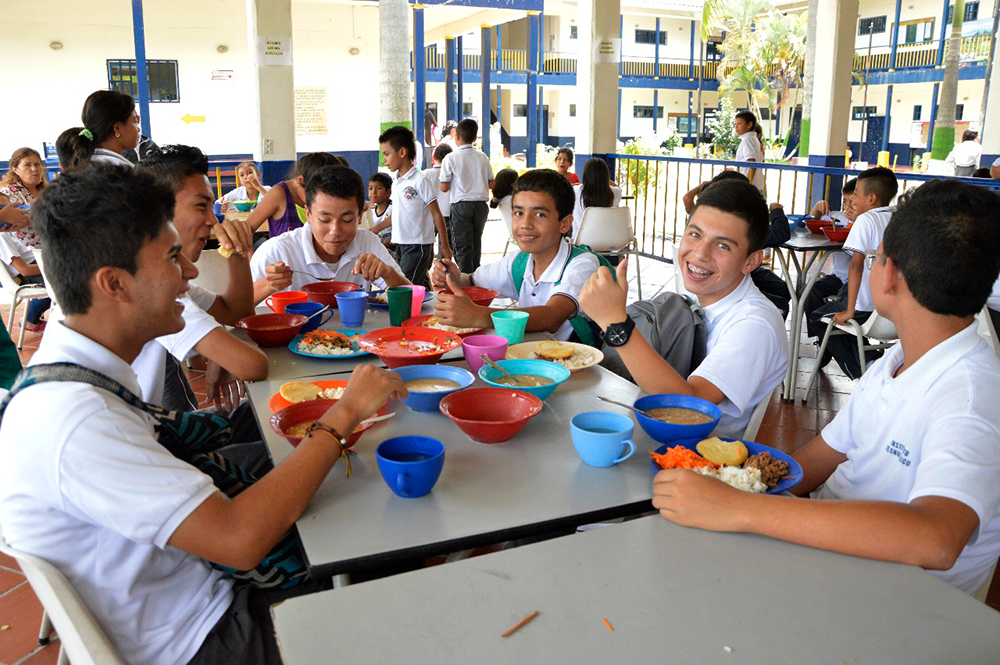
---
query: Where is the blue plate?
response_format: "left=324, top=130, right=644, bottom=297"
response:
left=288, top=329, right=370, bottom=359
left=650, top=437, right=803, bottom=495
left=367, top=289, right=435, bottom=309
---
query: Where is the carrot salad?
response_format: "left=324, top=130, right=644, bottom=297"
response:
left=649, top=446, right=718, bottom=470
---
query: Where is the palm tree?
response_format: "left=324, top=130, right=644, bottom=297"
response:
left=931, top=0, right=965, bottom=159
left=799, top=0, right=819, bottom=157
left=759, top=11, right=807, bottom=145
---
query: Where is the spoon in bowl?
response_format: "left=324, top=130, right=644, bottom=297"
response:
left=597, top=395, right=656, bottom=419
left=480, top=354, right=529, bottom=387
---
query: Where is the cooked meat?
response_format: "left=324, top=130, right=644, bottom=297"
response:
left=742, top=452, right=789, bottom=488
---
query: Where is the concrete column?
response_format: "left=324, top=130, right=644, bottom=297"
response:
left=527, top=11, right=539, bottom=167
left=246, top=0, right=296, bottom=184
left=889, top=0, right=903, bottom=69
left=576, top=0, right=621, bottom=166
left=130, top=0, right=151, bottom=138
left=983, top=40, right=1000, bottom=164
left=881, top=85, right=893, bottom=153
left=414, top=6, right=426, bottom=149
left=456, top=36, right=464, bottom=119
left=652, top=90, right=659, bottom=133
left=380, top=0, right=411, bottom=131
left=481, top=25, right=491, bottom=156
left=937, top=0, right=950, bottom=65
left=445, top=37, right=456, bottom=123
left=927, top=82, right=941, bottom=153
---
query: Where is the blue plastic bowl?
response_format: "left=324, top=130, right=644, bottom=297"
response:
left=232, top=200, right=255, bottom=212
left=633, top=394, right=722, bottom=444
left=786, top=214, right=807, bottom=229
left=478, top=358, right=571, bottom=401
left=392, top=364, right=475, bottom=412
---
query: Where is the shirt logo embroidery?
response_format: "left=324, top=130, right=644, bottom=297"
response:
left=884, top=440, right=912, bottom=467
left=403, top=186, right=418, bottom=201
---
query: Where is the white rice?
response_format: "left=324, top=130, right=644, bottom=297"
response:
left=318, top=387, right=346, bottom=399
left=534, top=347, right=595, bottom=370
left=297, top=341, right=358, bottom=356
left=424, top=320, right=478, bottom=334
left=694, top=466, right=768, bottom=493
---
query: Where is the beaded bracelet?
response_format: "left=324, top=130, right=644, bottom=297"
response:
left=304, top=421, right=357, bottom=476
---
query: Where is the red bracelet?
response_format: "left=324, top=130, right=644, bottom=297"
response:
left=303, top=422, right=357, bottom=476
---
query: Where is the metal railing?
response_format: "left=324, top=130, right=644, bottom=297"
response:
left=854, top=34, right=991, bottom=71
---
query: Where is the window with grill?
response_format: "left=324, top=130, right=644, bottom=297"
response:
left=633, top=105, right=664, bottom=119
left=956, top=104, right=964, bottom=120
left=513, top=104, right=527, bottom=118
left=634, top=29, right=667, bottom=46
left=913, top=105, right=922, bottom=121
left=569, top=25, right=577, bottom=39
left=899, top=19, right=935, bottom=44
left=569, top=104, right=576, bottom=117
left=107, top=59, right=179, bottom=102
left=462, top=103, right=473, bottom=116
left=947, top=2, right=979, bottom=22
left=858, top=16, right=887, bottom=35
left=852, top=105, right=878, bottom=120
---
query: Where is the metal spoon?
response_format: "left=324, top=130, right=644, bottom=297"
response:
left=291, top=269, right=335, bottom=282
left=480, top=354, right=528, bottom=386
left=598, top=395, right=656, bottom=419
left=303, top=306, right=329, bottom=322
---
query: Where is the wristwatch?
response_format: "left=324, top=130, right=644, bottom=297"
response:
left=604, top=316, right=635, bottom=347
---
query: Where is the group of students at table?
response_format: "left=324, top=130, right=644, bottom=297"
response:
left=1, top=99, right=1000, bottom=663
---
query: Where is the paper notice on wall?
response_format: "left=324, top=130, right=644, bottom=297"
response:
left=212, top=70, right=234, bottom=81
left=257, top=37, right=292, bottom=66
left=594, top=38, right=621, bottom=63
left=295, top=87, right=328, bottom=135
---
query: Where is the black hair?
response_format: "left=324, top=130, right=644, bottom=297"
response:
left=433, top=143, right=453, bottom=164
left=378, top=125, right=417, bottom=162
left=305, top=166, right=366, bottom=213
left=883, top=179, right=1000, bottom=317
left=58, top=90, right=136, bottom=169
left=734, top=110, right=758, bottom=131
left=136, top=144, right=209, bottom=192
left=556, top=147, right=574, bottom=162
left=581, top=158, right=614, bottom=208
left=491, top=168, right=519, bottom=202
left=710, top=170, right=748, bottom=185
left=288, top=152, right=343, bottom=182
left=972, top=167, right=992, bottom=179
left=31, top=164, right=175, bottom=315
left=962, top=130, right=979, bottom=142
left=368, top=172, right=392, bottom=190
left=691, top=179, right=769, bottom=254
left=512, top=168, right=575, bottom=220
left=842, top=177, right=857, bottom=194
left=456, top=118, right=478, bottom=144
left=442, top=121, right=458, bottom=136
left=856, top=166, right=898, bottom=206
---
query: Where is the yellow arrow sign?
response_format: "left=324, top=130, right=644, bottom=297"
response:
left=182, top=114, right=206, bottom=124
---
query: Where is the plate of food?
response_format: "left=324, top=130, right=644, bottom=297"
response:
left=401, top=314, right=485, bottom=338
left=506, top=340, right=603, bottom=372
left=268, top=379, right=351, bottom=413
left=366, top=288, right=435, bottom=309
left=649, top=436, right=802, bottom=495
left=288, top=329, right=369, bottom=359
left=355, top=326, right=463, bottom=368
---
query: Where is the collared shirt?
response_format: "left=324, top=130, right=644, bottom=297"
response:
left=91, top=148, right=135, bottom=168
left=439, top=145, right=494, bottom=203
left=989, top=275, right=1000, bottom=311
left=828, top=212, right=853, bottom=283
left=817, top=323, right=1000, bottom=594
left=0, top=321, right=233, bottom=665
left=389, top=167, right=438, bottom=245
left=424, top=166, right=450, bottom=217
left=472, top=239, right=600, bottom=341
left=250, top=225, right=401, bottom=292
left=735, top=132, right=765, bottom=192
left=571, top=183, right=622, bottom=239
left=0, top=232, right=35, bottom=279
left=945, top=141, right=982, bottom=168
left=217, top=184, right=270, bottom=205
left=689, top=275, right=789, bottom=438
left=843, top=206, right=893, bottom=312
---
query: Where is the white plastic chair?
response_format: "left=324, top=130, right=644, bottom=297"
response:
left=980, top=306, right=1000, bottom=360
left=742, top=387, right=777, bottom=441
left=0, top=525, right=124, bottom=665
left=498, top=198, right=514, bottom=257
left=573, top=206, right=642, bottom=300
left=33, top=248, right=56, bottom=308
left=801, top=310, right=898, bottom=401
left=0, top=259, right=48, bottom=350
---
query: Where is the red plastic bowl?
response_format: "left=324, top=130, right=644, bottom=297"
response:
left=439, top=387, right=543, bottom=443
left=356, top=326, right=462, bottom=369
left=401, top=315, right=484, bottom=338
left=804, top=218, right=835, bottom=235
left=304, top=281, right=362, bottom=308
left=269, top=398, right=382, bottom=447
left=436, top=286, right=500, bottom=307
left=822, top=227, right=851, bottom=243
left=236, top=313, right=308, bottom=348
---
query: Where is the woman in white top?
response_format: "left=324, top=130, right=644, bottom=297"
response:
left=56, top=90, right=140, bottom=170
left=734, top=110, right=765, bottom=193
left=572, top=157, right=622, bottom=240
left=216, top=161, right=270, bottom=212
left=945, top=130, right=982, bottom=177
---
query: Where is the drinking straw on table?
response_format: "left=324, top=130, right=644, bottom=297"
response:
left=502, top=610, right=539, bottom=637
left=602, top=618, right=614, bottom=632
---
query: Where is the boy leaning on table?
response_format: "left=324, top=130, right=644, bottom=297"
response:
left=0, top=165, right=407, bottom=665
left=579, top=178, right=788, bottom=439
left=653, top=179, right=1000, bottom=597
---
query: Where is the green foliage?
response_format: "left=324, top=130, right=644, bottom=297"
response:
left=615, top=129, right=680, bottom=198
left=706, top=98, right=741, bottom=157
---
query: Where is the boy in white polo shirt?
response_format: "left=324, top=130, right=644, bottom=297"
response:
left=579, top=179, right=788, bottom=438
left=652, top=179, right=1000, bottom=596
left=378, top=125, right=451, bottom=289
left=440, top=118, right=494, bottom=273
left=252, top=166, right=411, bottom=301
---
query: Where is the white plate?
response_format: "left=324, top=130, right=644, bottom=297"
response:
left=505, top=341, right=604, bottom=372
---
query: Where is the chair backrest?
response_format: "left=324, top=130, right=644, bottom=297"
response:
left=742, top=387, right=775, bottom=441
left=574, top=206, right=633, bottom=251
left=498, top=198, right=514, bottom=240
left=982, top=306, right=1000, bottom=360
left=0, top=258, right=22, bottom=296
left=0, top=526, right=124, bottom=665
left=860, top=310, right=898, bottom=341
left=32, top=248, right=56, bottom=306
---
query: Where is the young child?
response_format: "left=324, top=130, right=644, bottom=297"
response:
left=734, top=111, right=764, bottom=192
left=217, top=161, right=270, bottom=213
left=0, top=223, right=49, bottom=333
left=651, top=179, right=1000, bottom=597
left=378, top=126, right=451, bottom=288
left=439, top=118, right=494, bottom=273
left=424, top=144, right=452, bottom=258
left=555, top=147, right=580, bottom=184
left=578, top=179, right=788, bottom=438
left=361, top=172, right=394, bottom=247
left=805, top=178, right=858, bottom=343
left=252, top=165, right=410, bottom=300
left=245, top=152, right=342, bottom=239
left=431, top=169, right=601, bottom=342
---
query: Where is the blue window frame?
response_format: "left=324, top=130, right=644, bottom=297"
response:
left=107, top=59, right=179, bottom=102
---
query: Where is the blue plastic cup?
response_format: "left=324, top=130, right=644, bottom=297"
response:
left=570, top=412, right=636, bottom=468
left=336, top=291, right=368, bottom=327
left=376, top=436, right=446, bottom=498
left=285, top=301, right=334, bottom=334
left=491, top=310, right=529, bottom=345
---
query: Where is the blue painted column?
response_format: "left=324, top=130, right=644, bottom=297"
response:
left=937, top=0, right=950, bottom=65
left=538, top=85, right=545, bottom=146
left=445, top=37, right=456, bottom=123
left=926, top=82, right=940, bottom=152
left=131, top=0, right=151, bottom=137
left=456, top=36, right=464, bottom=119
left=687, top=91, right=694, bottom=142
left=617, top=89, right=622, bottom=140
left=881, top=84, right=893, bottom=152
left=481, top=25, right=491, bottom=156
left=527, top=11, right=539, bottom=167
left=654, top=18, right=661, bottom=79
left=689, top=19, right=696, bottom=78
left=652, top=90, right=658, bottom=133
left=414, top=5, right=426, bottom=147
left=889, top=0, right=903, bottom=69
left=538, top=10, right=545, bottom=69
left=495, top=24, right=503, bottom=70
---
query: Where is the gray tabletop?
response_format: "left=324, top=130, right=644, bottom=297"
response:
left=248, top=362, right=659, bottom=574
left=781, top=233, right=844, bottom=252
left=273, top=515, right=1000, bottom=664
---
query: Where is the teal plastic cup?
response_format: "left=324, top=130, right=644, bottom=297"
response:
left=388, top=287, right=413, bottom=326
left=491, top=310, right=529, bottom=345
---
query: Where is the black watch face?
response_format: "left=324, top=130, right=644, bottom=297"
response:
left=607, top=327, right=629, bottom=346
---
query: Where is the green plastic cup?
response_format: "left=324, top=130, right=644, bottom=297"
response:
left=388, top=287, right=413, bottom=326
left=491, top=310, right=529, bottom=345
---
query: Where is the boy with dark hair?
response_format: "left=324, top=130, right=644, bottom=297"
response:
left=379, top=125, right=452, bottom=288
left=0, top=164, right=408, bottom=664
left=440, top=118, right=494, bottom=273
left=431, top=169, right=600, bottom=341
left=361, top=171, right=394, bottom=246
left=252, top=165, right=409, bottom=298
left=579, top=179, right=788, bottom=438
left=653, top=179, right=1000, bottom=597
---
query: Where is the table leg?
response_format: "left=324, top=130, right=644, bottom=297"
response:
left=776, top=251, right=800, bottom=402
left=445, top=550, right=475, bottom=563
left=785, top=250, right=830, bottom=403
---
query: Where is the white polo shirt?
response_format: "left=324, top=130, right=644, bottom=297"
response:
left=843, top=206, right=892, bottom=312
left=0, top=232, right=35, bottom=279
left=471, top=240, right=600, bottom=341
left=945, top=141, right=982, bottom=168
left=735, top=132, right=765, bottom=192
left=439, top=145, right=493, bottom=203
left=251, top=224, right=401, bottom=292
left=572, top=183, right=622, bottom=239
left=217, top=184, right=270, bottom=205
left=988, top=275, right=1000, bottom=311
left=689, top=275, right=789, bottom=438
left=389, top=167, right=438, bottom=245
left=0, top=321, right=234, bottom=665
left=424, top=166, right=450, bottom=217
left=828, top=212, right=852, bottom=283
left=816, top=323, right=1000, bottom=594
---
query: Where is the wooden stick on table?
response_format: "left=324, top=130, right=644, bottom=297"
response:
left=501, top=610, right=540, bottom=638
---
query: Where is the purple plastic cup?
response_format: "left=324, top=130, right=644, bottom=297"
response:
left=462, top=334, right=509, bottom=374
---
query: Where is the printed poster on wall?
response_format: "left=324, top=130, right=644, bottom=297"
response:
left=594, top=38, right=621, bottom=63
left=295, top=87, right=328, bottom=135
left=257, top=36, right=292, bottom=66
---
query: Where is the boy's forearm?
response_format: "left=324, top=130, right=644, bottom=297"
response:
left=208, top=255, right=256, bottom=325
left=845, top=261, right=863, bottom=313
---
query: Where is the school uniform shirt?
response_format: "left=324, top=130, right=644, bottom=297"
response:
left=945, top=140, right=982, bottom=168
left=250, top=225, right=401, bottom=292
left=828, top=212, right=852, bottom=283
left=689, top=275, right=789, bottom=438
left=360, top=202, right=393, bottom=232
left=816, top=323, right=1000, bottom=594
left=0, top=321, right=234, bottom=665
left=843, top=206, right=892, bottom=312
left=90, top=148, right=135, bottom=167
left=217, top=184, right=270, bottom=205
left=424, top=166, right=451, bottom=217
left=571, top=183, right=623, bottom=239
left=471, top=240, right=600, bottom=340
left=988, top=275, right=1000, bottom=311
left=439, top=145, right=494, bottom=203
left=0, top=232, right=36, bottom=279
left=389, top=167, right=438, bottom=245
left=735, top=133, right=765, bottom=192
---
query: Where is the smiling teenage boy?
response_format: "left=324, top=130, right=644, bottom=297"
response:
left=579, top=179, right=787, bottom=438
left=431, top=168, right=600, bottom=341
left=653, top=180, right=1000, bottom=596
